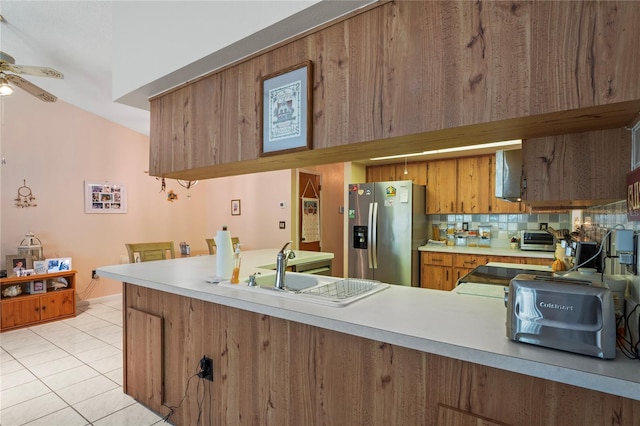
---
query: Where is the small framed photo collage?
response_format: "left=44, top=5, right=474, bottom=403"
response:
left=84, top=181, right=127, bottom=213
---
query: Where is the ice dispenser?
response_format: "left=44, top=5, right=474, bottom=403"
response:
left=353, top=225, right=368, bottom=249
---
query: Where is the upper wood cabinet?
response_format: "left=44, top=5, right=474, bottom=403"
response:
left=365, top=162, right=427, bottom=186
left=521, top=128, right=631, bottom=208
left=426, top=156, right=492, bottom=214
left=426, top=158, right=458, bottom=214
left=149, top=2, right=640, bottom=179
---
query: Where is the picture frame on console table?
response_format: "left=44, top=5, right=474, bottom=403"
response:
left=6, top=255, right=33, bottom=277
left=260, top=61, right=313, bottom=156
left=29, top=280, right=46, bottom=294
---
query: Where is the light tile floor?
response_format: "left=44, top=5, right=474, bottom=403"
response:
left=1, top=296, right=165, bottom=425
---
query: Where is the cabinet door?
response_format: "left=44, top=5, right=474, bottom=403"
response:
left=427, top=159, right=457, bottom=213
left=421, top=264, right=453, bottom=291
left=40, top=291, right=75, bottom=321
left=457, top=156, right=491, bottom=213
left=454, top=254, right=487, bottom=270
left=366, top=165, right=396, bottom=182
left=395, top=162, right=427, bottom=185
left=1, top=297, right=41, bottom=329
left=521, top=129, right=629, bottom=206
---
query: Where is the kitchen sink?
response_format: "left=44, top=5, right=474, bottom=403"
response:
left=218, top=272, right=389, bottom=306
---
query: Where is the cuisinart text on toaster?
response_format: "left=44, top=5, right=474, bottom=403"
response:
left=539, top=301, right=574, bottom=311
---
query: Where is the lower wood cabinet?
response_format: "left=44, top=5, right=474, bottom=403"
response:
left=1, top=271, right=76, bottom=331
left=421, top=252, right=553, bottom=290
left=421, top=252, right=454, bottom=291
left=123, top=283, right=639, bottom=425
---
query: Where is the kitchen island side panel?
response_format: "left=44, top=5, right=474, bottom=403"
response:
left=124, top=283, right=639, bottom=426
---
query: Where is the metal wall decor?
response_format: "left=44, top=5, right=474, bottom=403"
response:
left=15, top=179, right=37, bottom=208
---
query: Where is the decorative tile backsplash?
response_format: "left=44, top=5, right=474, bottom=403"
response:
left=427, top=213, right=572, bottom=246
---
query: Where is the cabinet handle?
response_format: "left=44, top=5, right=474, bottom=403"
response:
left=461, top=201, right=464, bottom=212
left=446, top=270, right=449, bottom=280
left=450, top=202, right=453, bottom=211
left=433, top=257, right=442, bottom=262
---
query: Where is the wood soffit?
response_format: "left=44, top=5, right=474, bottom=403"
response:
left=161, top=99, right=640, bottom=181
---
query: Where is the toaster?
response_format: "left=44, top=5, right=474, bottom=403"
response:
left=506, top=274, right=616, bottom=359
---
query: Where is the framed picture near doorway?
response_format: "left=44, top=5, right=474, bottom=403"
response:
left=260, top=61, right=313, bottom=156
left=231, top=199, right=241, bottom=216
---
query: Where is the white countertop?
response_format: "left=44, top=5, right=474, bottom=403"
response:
left=419, top=244, right=555, bottom=259
left=96, top=249, right=639, bottom=400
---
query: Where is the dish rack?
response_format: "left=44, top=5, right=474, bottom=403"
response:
left=301, top=278, right=382, bottom=299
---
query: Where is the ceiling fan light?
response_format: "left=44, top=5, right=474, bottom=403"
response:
left=0, top=75, right=13, bottom=96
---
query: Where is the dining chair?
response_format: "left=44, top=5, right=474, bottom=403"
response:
left=205, top=237, right=240, bottom=255
left=125, top=242, right=175, bottom=263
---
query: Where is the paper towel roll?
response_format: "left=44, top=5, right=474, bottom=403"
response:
left=215, top=229, right=234, bottom=279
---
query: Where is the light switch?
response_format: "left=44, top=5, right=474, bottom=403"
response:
left=279, top=221, right=286, bottom=229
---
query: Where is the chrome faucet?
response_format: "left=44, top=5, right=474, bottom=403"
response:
left=274, top=241, right=295, bottom=290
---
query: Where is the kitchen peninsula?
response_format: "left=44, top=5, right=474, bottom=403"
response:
left=97, top=249, right=638, bottom=425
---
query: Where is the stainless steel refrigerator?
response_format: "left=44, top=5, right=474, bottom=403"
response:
left=348, top=181, right=427, bottom=286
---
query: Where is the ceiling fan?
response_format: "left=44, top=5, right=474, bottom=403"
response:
left=0, top=51, right=64, bottom=102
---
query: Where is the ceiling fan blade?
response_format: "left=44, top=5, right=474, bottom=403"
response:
left=6, top=74, right=57, bottom=102
left=0, top=63, right=63, bottom=79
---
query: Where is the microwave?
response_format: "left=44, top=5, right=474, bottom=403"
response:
left=519, top=230, right=556, bottom=252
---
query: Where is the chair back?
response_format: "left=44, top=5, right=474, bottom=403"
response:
left=205, top=238, right=216, bottom=255
left=205, top=237, right=240, bottom=255
left=126, top=242, right=175, bottom=263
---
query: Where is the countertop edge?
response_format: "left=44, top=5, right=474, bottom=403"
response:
left=419, top=245, right=554, bottom=259
left=98, top=258, right=640, bottom=401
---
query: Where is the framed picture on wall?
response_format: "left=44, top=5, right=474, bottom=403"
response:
left=84, top=181, right=127, bottom=213
left=231, top=199, right=241, bottom=216
left=260, top=61, right=313, bottom=156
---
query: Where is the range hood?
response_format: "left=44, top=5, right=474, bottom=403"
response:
left=495, top=149, right=522, bottom=202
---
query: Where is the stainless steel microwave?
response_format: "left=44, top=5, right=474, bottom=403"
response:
left=519, top=230, right=556, bottom=252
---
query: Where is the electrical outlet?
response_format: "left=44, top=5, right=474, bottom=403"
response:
left=198, top=356, right=213, bottom=381
left=92, top=269, right=99, bottom=279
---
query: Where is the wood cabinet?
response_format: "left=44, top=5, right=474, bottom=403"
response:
left=426, top=158, right=458, bottom=214
left=124, top=283, right=639, bottom=425
left=149, top=2, right=640, bottom=180
left=421, top=252, right=454, bottom=291
left=421, top=252, right=553, bottom=290
left=522, top=128, right=630, bottom=208
left=453, top=254, right=489, bottom=283
left=1, top=271, right=76, bottom=331
left=366, top=162, right=428, bottom=185
left=426, top=156, right=492, bottom=214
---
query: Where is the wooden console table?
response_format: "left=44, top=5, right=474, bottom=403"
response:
left=1, top=270, right=76, bottom=331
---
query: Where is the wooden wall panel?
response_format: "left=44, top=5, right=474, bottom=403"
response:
left=522, top=128, right=631, bottom=206
left=125, top=308, right=163, bottom=411
left=149, top=1, right=640, bottom=179
left=124, top=284, right=639, bottom=425
left=307, top=23, right=350, bottom=150
left=529, top=1, right=637, bottom=113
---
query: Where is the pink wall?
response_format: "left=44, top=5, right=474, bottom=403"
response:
left=1, top=91, right=208, bottom=300
left=1, top=91, right=301, bottom=301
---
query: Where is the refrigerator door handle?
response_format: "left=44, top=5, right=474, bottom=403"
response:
left=371, top=202, right=378, bottom=269
left=367, top=203, right=374, bottom=269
